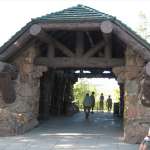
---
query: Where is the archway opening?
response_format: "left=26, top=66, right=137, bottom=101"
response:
left=38, top=68, right=124, bottom=120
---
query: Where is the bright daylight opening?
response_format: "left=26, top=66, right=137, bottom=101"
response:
left=73, top=78, right=120, bottom=112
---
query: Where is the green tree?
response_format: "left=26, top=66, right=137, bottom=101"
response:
left=113, top=88, right=120, bottom=103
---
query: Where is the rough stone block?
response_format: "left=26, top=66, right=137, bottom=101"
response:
left=125, top=80, right=139, bottom=96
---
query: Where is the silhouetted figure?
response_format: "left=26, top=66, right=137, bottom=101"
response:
left=99, top=93, right=104, bottom=111
left=90, top=92, right=95, bottom=113
left=106, top=95, right=112, bottom=112
left=83, top=93, right=92, bottom=119
left=139, top=128, right=150, bottom=150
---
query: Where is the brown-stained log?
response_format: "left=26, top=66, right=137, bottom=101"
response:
left=83, top=41, right=105, bottom=58
left=34, top=57, right=124, bottom=68
left=76, top=32, right=84, bottom=57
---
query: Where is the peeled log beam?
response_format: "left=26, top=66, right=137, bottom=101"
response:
left=29, top=24, right=51, bottom=44
left=100, top=21, right=113, bottom=59
left=34, top=57, right=125, bottom=68
left=40, top=22, right=101, bottom=31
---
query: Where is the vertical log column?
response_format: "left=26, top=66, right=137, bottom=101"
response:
left=39, top=71, right=50, bottom=120
left=100, top=20, right=113, bottom=59
left=76, top=32, right=84, bottom=57
left=119, top=83, right=124, bottom=117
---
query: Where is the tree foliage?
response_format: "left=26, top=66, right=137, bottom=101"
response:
left=73, top=79, right=97, bottom=107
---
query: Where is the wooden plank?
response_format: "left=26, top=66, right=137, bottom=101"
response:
left=83, top=41, right=105, bottom=58
left=76, top=32, right=84, bottom=57
left=35, top=57, right=125, bottom=68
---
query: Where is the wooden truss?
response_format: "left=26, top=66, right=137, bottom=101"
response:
left=30, top=22, right=124, bottom=68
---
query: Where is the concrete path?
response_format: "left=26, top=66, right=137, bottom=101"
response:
left=0, top=112, right=139, bottom=150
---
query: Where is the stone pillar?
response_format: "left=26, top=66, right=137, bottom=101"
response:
left=113, top=47, right=150, bottom=144
left=123, top=48, right=150, bottom=143
left=0, top=46, right=47, bottom=136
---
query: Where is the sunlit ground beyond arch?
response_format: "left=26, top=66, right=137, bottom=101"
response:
left=73, top=78, right=120, bottom=111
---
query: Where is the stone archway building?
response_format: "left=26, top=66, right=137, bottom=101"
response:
left=0, top=5, right=150, bottom=143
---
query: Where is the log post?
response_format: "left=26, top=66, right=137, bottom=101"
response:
left=76, top=32, right=84, bottom=57
left=48, top=40, right=55, bottom=59
left=119, top=83, right=124, bottom=117
left=100, top=21, right=113, bottom=59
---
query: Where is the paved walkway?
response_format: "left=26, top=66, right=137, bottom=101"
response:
left=0, top=112, right=139, bottom=150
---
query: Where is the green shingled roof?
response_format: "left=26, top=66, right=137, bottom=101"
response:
left=33, top=4, right=115, bottom=22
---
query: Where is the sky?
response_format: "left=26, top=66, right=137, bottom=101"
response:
left=0, top=0, right=150, bottom=47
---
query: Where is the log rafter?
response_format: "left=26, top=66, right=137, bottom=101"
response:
left=30, top=24, right=74, bottom=57
left=83, top=41, right=105, bottom=58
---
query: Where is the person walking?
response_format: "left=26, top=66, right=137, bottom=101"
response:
left=99, top=93, right=104, bottom=112
left=83, top=93, right=92, bottom=119
left=106, top=95, right=112, bottom=112
left=90, top=92, right=95, bottom=113
left=139, top=128, right=150, bottom=150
